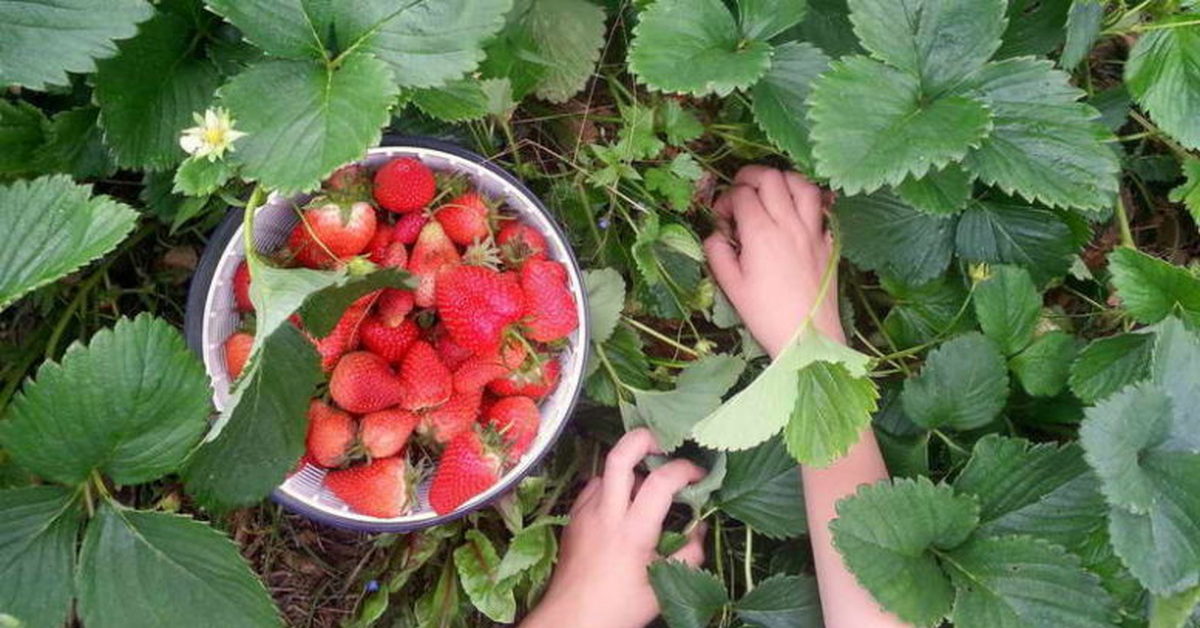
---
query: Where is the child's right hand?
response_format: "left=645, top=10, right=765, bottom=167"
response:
left=704, top=166, right=844, bottom=356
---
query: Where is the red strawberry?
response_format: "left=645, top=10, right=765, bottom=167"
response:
left=433, top=328, right=474, bottom=370
left=496, top=222, right=548, bottom=266
left=488, top=357, right=561, bottom=399
left=325, top=457, right=411, bottom=518
left=436, top=266, right=524, bottom=355
left=397, top=341, right=452, bottom=411
left=392, top=211, right=429, bottom=245
left=314, top=300, right=372, bottom=371
left=376, top=289, right=414, bottom=324
left=374, top=157, right=436, bottom=213
left=421, top=389, right=483, bottom=443
left=485, top=396, right=540, bottom=458
left=367, top=223, right=395, bottom=262
left=435, top=192, right=491, bottom=245
left=376, top=242, right=408, bottom=269
left=360, top=408, right=420, bottom=458
left=520, top=259, right=578, bottom=342
left=305, top=400, right=356, bottom=468
left=233, top=261, right=254, bottom=312
left=428, top=431, right=504, bottom=515
left=224, top=331, right=253, bottom=380
left=409, top=221, right=461, bottom=307
left=361, top=315, right=420, bottom=363
left=330, top=351, right=405, bottom=413
left=289, top=200, right=378, bottom=268
left=453, top=340, right=527, bottom=393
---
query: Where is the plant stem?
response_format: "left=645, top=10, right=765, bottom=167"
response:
left=1114, top=195, right=1138, bottom=249
left=743, top=526, right=755, bottom=593
left=932, top=429, right=970, bottom=457
left=621, top=316, right=701, bottom=357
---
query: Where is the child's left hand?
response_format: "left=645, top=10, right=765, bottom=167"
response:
left=522, top=429, right=707, bottom=628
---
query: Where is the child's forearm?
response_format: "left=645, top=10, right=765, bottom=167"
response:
left=801, top=431, right=908, bottom=627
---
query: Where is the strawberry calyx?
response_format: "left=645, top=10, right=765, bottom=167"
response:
left=461, top=238, right=502, bottom=268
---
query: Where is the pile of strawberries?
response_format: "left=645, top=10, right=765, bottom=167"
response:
left=222, top=156, right=578, bottom=518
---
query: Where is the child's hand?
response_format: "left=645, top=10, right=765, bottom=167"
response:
left=522, top=429, right=707, bottom=628
left=704, top=166, right=844, bottom=356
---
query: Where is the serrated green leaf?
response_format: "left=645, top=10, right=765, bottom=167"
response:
left=1151, top=587, right=1200, bottom=628
left=296, top=268, right=411, bottom=337
left=95, top=9, right=221, bottom=170
left=0, top=0, right=154, bottom=90
left=1061, top=0, right=1104, bottom=69
left=204, top=0, right=327, bottom=59
left=630, top=355, right=746, bottom=452
left=173, top=156, right=235, bottom=197
left=0, top=175, right=137, bottom=310
left=716, top=436, right=806, bottom=538
left=955, top=197, right=1077, bottom=283
left=997, top=0, right=1071, bottom=58
left=1170, top=157, right=1200, bottom=225
left=648, top=561, right=730, bottom=628
left=1068, top=331, right=1155, bottom=403
left=836, top=192, right=957, bottom=285
left=751, top=41, right=830, bottom=169
left=1109, top=247, right=1200, bottom=327
left=901, top=332, right=1009, bottom=430
left=0, top=315, right=210, bottom=486
left=618, top=103, right=666, bottom=161
left=0, top=100, right=48, bottom=177
left=955, top=57, right=1119, bottom=211
left=1010, top=331, right=1081, bottom=397
left=526, top=0, right=606, bottom=102
left=77, top=503, right=279, bottom=628
left=585, top=323, right=652, bottom=405
left=831, top=477, right=979, bottom=627
left=738, top=0, right=808, bottom=42
left=629, top=0, right=772, bottom=96
left=1126, top=16, right=1200, bottom=150
left=660, top=100, right=705, bottom=146
left=810, top=55, right=992, bottom=195
left=334, top=0, right=512, bottom=89
left=895, top=164, right=974, bottom=215
left=645, top=166, right=696, bottom=212
left=585, top=268, right=625, bottom=345
left=847, top=0, right=1007, bottom=95
left=784, top=360, right=879, bottom=466
left=945, top=535, right=1116, bottom=628
left=881, top=274, right=975, bottom=348
left=454, top=530, right=516, bottom=623
left=1154, top=317, right=1200, bottom=434
left=496, top=516, right=564, bottom=583
left=791, top=0, right=861, bottom=58
left=733, top=573, right=823, bottom=628
left=0, top=486, right=81, bottom=628
left=222, top=54, right=397, bottom=194
left=411, top=78, right=490, bottom=122
left=693, top=326, right=872, bottom=453
left=1090, top=85, right=1132, bottom=132
left=973, top=265, right=1041, bottom=356
left=480, top=15, right=547, bottom=100
left=632, top=217, right=705, bottom=319
left=32, top=107, right=117, bottom=180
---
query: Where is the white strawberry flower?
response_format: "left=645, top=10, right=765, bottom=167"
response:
left=179, top=107, right=247, bottom=161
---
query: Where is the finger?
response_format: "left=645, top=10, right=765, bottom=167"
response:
left=600, top=428, right=661, bottom=516
left=669, top=523, right=708, bottom=567
left=626, top=459, right=707, bottom=540
left=729, top=185, right=776, bottom=242
left=736, top=167, right=804, bottom=234
left=710, top=191, right=737, bottom=241
left=570, top=477, right=602, bottom=516
left=783, top=172, right=826, bottom=238
left=704, top=233, right=742, bottom=291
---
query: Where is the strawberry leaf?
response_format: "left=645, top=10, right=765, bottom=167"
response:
left=585, top=324, right=652, bottom=405
left=733, top=573, right=823, bottom=628
left=77, top=503, right=279, bottom=628
left=716, top=436, right=807, bottom=539
left=584, top=268, right=626, bottom=345
left=648, top=561, right=730, bottom=628
left=453, top=530, right=516, bottom=623
left=410, top=79, right=491, bottom=122
left=1169, top=157, right=1200, bottom=226
left=1108, top=247, right=1200, bottom=328
left=901, top=333, right=1010, bottom=431
left=203, top=0, right=328, bottom=60
left=737, top=0, right=808, bottom=42
left=784, top=360, right=879, bottom=467
left=894, top=164, right=974, bottom=216
left=0, top=487, right=82, bottom=628
left=627, top=354, right=746, bottom=452
left=31, top=107, right=117, bottom=180
left=1068, top=332, right=1155, bottom=404
left=0, top=0, right=154, bottom=90
left=750, top=42, right=831, bottom=170
left=1126, top=16, right=1200, bottom=150
left=835, top=192, right=957, bottom=285
left=173, top=156, right=235, bottom=197
left=1010, top=331, right=1081, bottom=398
left=523, top=0, right=607, bottom=103
left=972, top=265, right=1041, bottom=356
left=881, top=274, right=975, bottom=348
left=0, top=100, right=48, bottom=177
left=954, top=197, right=1077, bottom=283
left=1061, top=0, right=1104, bottom=70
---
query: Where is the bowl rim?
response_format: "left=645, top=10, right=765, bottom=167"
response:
left=184, top=136, right=591, bottom=532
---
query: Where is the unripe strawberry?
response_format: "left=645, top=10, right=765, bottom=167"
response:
left=409, top=221, right=460, bottom=307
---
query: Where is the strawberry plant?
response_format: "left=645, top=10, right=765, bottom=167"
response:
left=2, top=0, right=1200, bottom=626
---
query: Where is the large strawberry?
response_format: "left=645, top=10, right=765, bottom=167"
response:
left=288, top=200, right=378, bottom=268
left=325, top=457, right=412, bottom=518
left=374, top=157, right=436, bottom=213
left=360, top=408, right=420, bottom=458
left=520, top=259, right=578, bottom=342
left=361, top=315, right=420, bottom=363
left=435, top=192, right=491, bottom=245
left=488, top=357, right=561, bottom=399
left=496, top=222, right=548, bottom=267
left=392, top=211, right=429, bottom=245
left=314, top=298, right=372, bottom=371
left=233, top=261, right=254, bottom=312
left=484, top=396, right=539, bottom=458
left=397, top=341, right=452, bottom=411
left=436, top=266, right=524, bottom=355
left=330, top=351, right=405, bottom=413
left=428, top=430, right=504, bottom=515
left=305, top=400, right=356, bottom=468
left=420, top=389, right=482, bottom=444
left=453, top=340, right=527, bottom=393
left=409, top=221, right=460, bottom=307
left=224, top=331, right=253, bottom=380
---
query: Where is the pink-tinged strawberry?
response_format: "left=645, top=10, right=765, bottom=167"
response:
left=420, top=389, right=482, bottom=443
left=520, top=259, right=578, bottom=342
left=325, top=457, right=412, bottom=518
left=305, top=399, right=356, bottom=468
left=330, top=351, right=405, bottom=413
left=392, top=211, right=428, bottom=245
left=376, top=242, right=408, bottom=269
left=397, top=341, right=452, bottom=411
left=233, top=261, right=254, bottom=312
left=409, top=221, right=461, bottom=307
left=314, top=300, right=372, bottom=371
left=360, top=408, right=420, bottom=458
left=453, top=340, right=527, bottom=393
left=435, top=192, right=491, bottom=245
left=485, top=396, right=539, bottom=458
left=374, top=157, right=436, bottom=213
left=367, top=223, right=395, bottom=263
left=376, top=289, right=414, bottom=324
left=432, top=327, right=474, bottom=370
left=361, top=315, right=420, bottom=363
left=436, top=266, right=524, bottom=355
left=324, top=164, right=373, bottom=200
left=496, top=222, right=548, bottom=267
left=488, top=357, right=561, bottom=399
left=428, top=431, right=504, bottom=515
left=224, top=331, right=254, bottom=380
left=288, top=200, right=378, bottom=268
